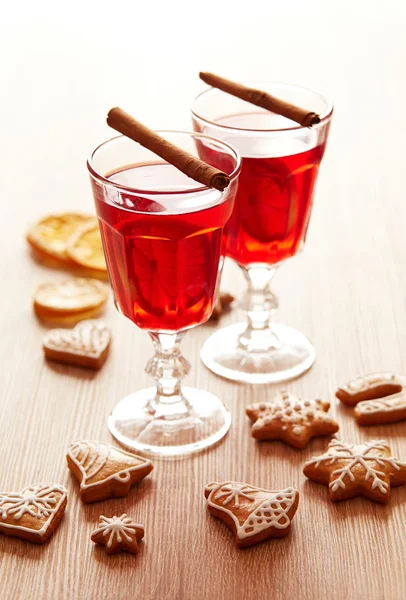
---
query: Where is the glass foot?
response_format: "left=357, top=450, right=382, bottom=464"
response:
left=200, top=322, right=315, bottom=384
left=107, top=387, right=231, bottom=457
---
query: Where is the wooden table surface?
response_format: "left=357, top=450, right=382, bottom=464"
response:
left=2, top=3, right=406, bottom=599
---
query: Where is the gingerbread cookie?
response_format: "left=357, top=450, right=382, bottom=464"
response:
left=246, top=391, right=339, bottom=449
left=33, top=278, right=108, bottom=326
left=67, top=440, right=153, bottom=503
left=336, top=373, right=404, bottom=406
left=43, top=320, right=111, bottom=369
left=303, top=439, right=406, bottom=503
left=0, top=483, right=67, bottom=543
left=204, top=481, right=299, bottom=548
left=210, top=292, right=234, bottom=321
left=91, top=514, right=144, bottom=554
left=336, top=373, right=406, bottom=425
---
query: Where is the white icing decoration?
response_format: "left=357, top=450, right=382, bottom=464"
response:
left=214, top=484, right=256, bottom=508
left=206, top=482, right=297, bottom=539
left=0, top=483, right=67, bottom=537
left=43, top=320, right=110, bottom=358
left=305, top=439, right=406, bottom=494
left=68, top=441, right=152, bottom=490
left=341, top=372, right=405, bottom=396
left=93, top=514, right=143, bottom=548
left=248, top=392, right=334, bottom=432
left=356, top=392, right=406, bottom=415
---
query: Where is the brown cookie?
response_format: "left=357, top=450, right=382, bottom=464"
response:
left=336, top=373, right=406, bottom=425
left=67, top=440, right=153, bottom=503
left=303, top=439, right=406, bottom=503
left=336, top=372, right=404, bottom=406
left=246, top=391, right=339, bottom=449
left=204, top=481, right=299, bottom=548
left=210, top=292, right=234, bottom=321
left=43, top=320, right=111, bottom=369
left=91, top=514, right=144, bottom=555
left=0, top=483, right=67, bottom=543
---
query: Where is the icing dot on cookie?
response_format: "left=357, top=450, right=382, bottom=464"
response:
left=285, top=409, right=292, bottom=416
left=258, top=403, right=267, bottom=411
left=293, top=405, right=301, bottom=412
left=292, top=426, right=303, bottom=435
left=303, top=400, right=311, bottom=407
left=281, top=425, right=287, bottom=431
left=274, top=411, right=283, bottom=419
left=306, top=410, right=315, bottom=418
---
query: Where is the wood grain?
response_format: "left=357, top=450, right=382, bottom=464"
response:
left=2, top=4, right=406, bottom=599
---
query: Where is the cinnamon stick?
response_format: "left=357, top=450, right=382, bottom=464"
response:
left=107, top=108, right=230, bottom=191
left=199, top=72, right=320, bottom=128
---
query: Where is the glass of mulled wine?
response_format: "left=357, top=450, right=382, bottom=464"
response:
left=192, top=83, right=333, bottom=383
left=87, top=132, right=241, bottom=456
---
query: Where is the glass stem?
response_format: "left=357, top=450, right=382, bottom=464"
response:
left=238, top=266, right=282, bottom=353
left=145, top=332, right=192, bottom=416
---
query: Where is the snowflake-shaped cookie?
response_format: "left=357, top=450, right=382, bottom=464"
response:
left=246, top=391, right=339, bottom=448
left=303, top=439, right=406, bottom=502
left=91, top=514, right=144, bottom=554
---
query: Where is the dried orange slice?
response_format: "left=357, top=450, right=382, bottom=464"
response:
left=33, top=278, right=109, bottom=326
left=27, top=214, right=97, bottom=264
left=66, top=222, right=107, bottom=275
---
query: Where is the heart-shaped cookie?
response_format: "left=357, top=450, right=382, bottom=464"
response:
left=67, top=440, right=153, bottom=503
left=0, top=483, right=67, bottom=544
left=43, top=319, right=111, bottom=369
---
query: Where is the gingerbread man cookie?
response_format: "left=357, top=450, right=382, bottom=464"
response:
left=0, top=483, right=67, bottom=543
left=204, top=481, right=299, bottom=548
left=336, top=373, right=406, bottom=425
left=67, top=441, right=153, bottom=503
left=246, top=391, right=339, bottom=449
left=91, top=514, right=144, bottom=555
left=43, top=320, right=111, bottom=369
left=303, top=439, right=406, bottom=503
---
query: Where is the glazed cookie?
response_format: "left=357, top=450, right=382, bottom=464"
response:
left=204, top=481, right=299, bottom=548
left=336, top=373, right=406, bottom=425
left=336, top=373, right=405, bottom=406
left=0, top=483, right=67, bottom=543
left=67, top=440, right=153, bottom=503
left=303, top=439, right=406, bottom=503
left=246, top=391, right=339, bottom=449
left=43, top=320, right=111, bottom=369
left=91, top=514, right=144, bottom=555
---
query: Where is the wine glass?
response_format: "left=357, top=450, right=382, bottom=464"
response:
left=87, top=132, right=241, bottom=456
left=192, top=83, right=333, bottom=383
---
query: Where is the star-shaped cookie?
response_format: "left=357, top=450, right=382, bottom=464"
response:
left=91, top=514, right=144, bottom=554
left=246, top=391, right=339, bottom=448
left=303, top=439, right=406, bottom=502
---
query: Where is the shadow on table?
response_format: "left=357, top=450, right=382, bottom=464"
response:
left=44, top=360, right=99, bottom=382
left=74, top=477, right=154, bottom=525
left=302, top=477, right=405, bottom=521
